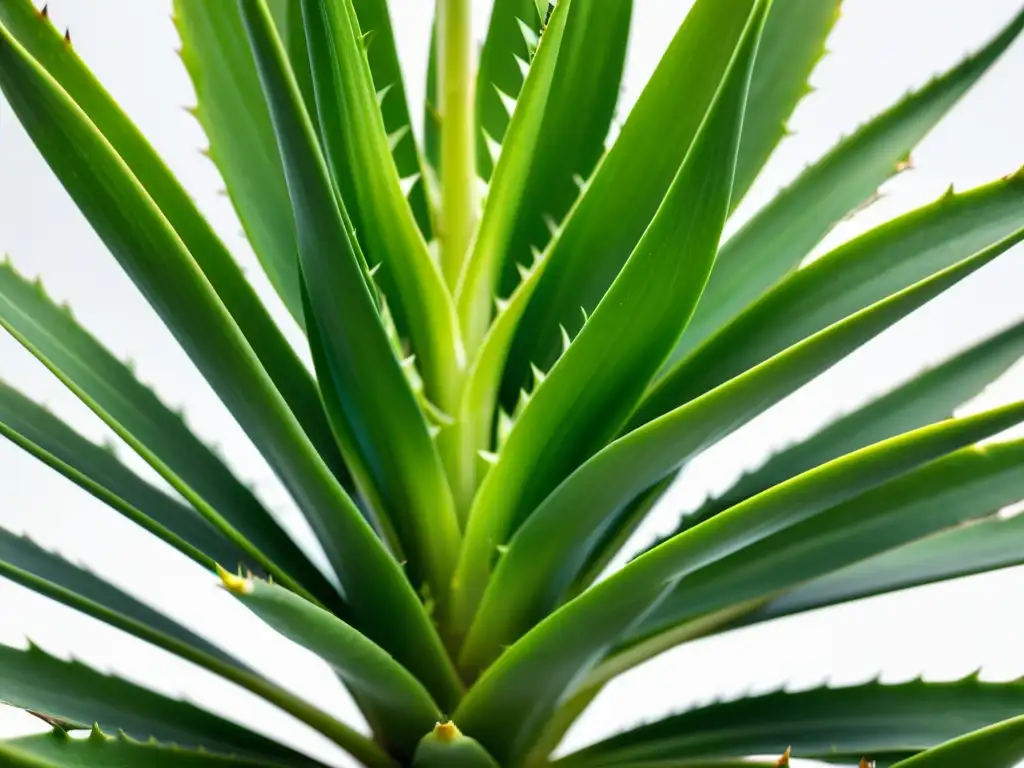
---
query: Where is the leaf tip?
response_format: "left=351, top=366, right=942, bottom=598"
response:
left=216, top=564, right=253, bottom=596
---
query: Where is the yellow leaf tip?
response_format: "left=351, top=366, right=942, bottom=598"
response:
left=433, top=720, right=461, bottom=743
left=216, top=564, right=253, bottom=595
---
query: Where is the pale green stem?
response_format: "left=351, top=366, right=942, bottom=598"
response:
left=438, top=0, right=477, bottom=287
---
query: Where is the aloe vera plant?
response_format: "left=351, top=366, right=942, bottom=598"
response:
left=1, top=0, right=1024, bottom=766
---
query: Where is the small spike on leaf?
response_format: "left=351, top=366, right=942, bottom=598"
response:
left=559, top=324, right=572, bottom=352
left=516, top=17, right=539, bottom=53
left=399, top=173, right=421, bottom=198
left=63, top=28, right=70, bottom=45
left=513, top=54, right=531, bottom=80
left=530, top=362, right=546, bottom=386
left=388, top=125, right=411, bottom=152
left=481, top=127, right=503, bottom=163
left=859, top=760, right=875, bottom=768
left=360, top=28, right=378, bottom=51
left=375, top=83, right=394, bottom=107
left=775, top=747, right=791, bottom=766
left=39, top=4, right=49, bottom=19
left=478, top=449, right=500, bottom=466
left=493, top=84, right=518, bottom=118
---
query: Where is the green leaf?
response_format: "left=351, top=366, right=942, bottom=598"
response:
left=558, top=676, right=1024, bottom=766
left=237, top=0, right=462, bottom=712
left=658, top=315, right=1024, bottom=545
left=0, top=379, right=244, bottom=572
left=458, top=227, right=1024, bottom=675
left=348, top=0, right=433, bottom=237
left=0, top=529, right=246, bottom=674
left=501, top=0, right=758, bottom=400
left=639, top=173, right=1024, bottom=426
left=0, top=643, right=310, bottom=765
left=629, top=437, right=1024, bottom=651
left=301, top=0, right=462, bottom=413
left=452, top=0, right=768, bottom=641
left=751, top=507, right=1024, bottom=625
left=730, top=0, right=840, bottom=206
left=412, top=722, right=500, bottom=768
left=0, top=728, right=291, bottom=768
left=474, top=0, right=544, bottom=181
left=173, top=0, right=305, bottom=326
left=497, top=0, right=633, bottom=295
left=891, top=713, right=1024, bottom=768
left=663, top=7, right=1024, bottom=370
left=0, top=0, right=346, bottom=486
left=221, top=574, right=440, bottom=761
left=455, top=0, right=574, bottom=355
left=424, top=18, right=441, bottom=182
left=454, top=399, right=1024, bottom=765
left=0, top=262, right=335, bottom=606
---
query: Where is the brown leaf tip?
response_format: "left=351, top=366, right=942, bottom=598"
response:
left=63, top=28, right=71, bottom=45
left=859, top=759, right=876, bottom=768
left=39, top=4, right=49, bottom=18
left=775, top=747, right=791, bottom=766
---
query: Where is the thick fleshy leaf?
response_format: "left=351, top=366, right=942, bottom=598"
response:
left=452, top=0, right=768, bottom=638
left=0, top=380, right=243, bottom=571
left=730, top=0, right=840, bottom=207
left=559, top=677, right=1024, bottom=766
left=459, top=201, right=1024, bottom=676
left=0, top=643, right=309, bottom=765
left=0, top=0, right=346, bottom=485
left=664, top=8, right=1024, bottom=370
left=474, top=0, right=544, bottom=180
left=657, top=315, right=1024, bottom=545
left=174, top=0, right=304, bottom=325
left=629, top=438, right=1024, bottom=650
left=301, top=0, right=461, bottom=412
left=221, top=574, right=439, bottom=761
left=412, top=722, right=500, bottom=768
left=0, top=728, right=289, bottom=768
left=455, top=0, right=574, bottom=355
left=0, top=262, right=334, bottom=604
left=237, top=0, right=462, bottom=712
left=639, top=173, right=1024, bottom=426
left=0, top=15, right=370, bottom=610
left=891, top=713, right=1024, bottom=768
left=454, top=400, right=1024, bottom=765
left=501, top=0, right=758, bottom=399
left=498, top=0, right=633, bottom=294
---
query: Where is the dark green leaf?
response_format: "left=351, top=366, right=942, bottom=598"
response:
left=891, top=712, right=1024, bottom=768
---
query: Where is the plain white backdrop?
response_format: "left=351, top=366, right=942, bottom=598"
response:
left=1, top=1, right=1024, bottom=766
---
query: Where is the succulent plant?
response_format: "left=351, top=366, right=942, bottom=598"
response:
left=1, top=0, right=1024, bottom=765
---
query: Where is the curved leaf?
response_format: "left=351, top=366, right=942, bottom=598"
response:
left=559, top=677, right=1024, bottom=766
left=0, top=262, right=334, bottom=605
left=664, top=7, right=1024, bottom=370
left=0, top=380, right=243, bottom=572
left=459, top=216, right=1024, bottom=675
left=454, top=399, right=1024, bottom=765
left=892, top=713, right=1024, bottom=768
left=0, top=0, right=346, bottom=485
left=656, top=315, right=1024, bottom=546
left=221, top=574, right=440, bottom=761
left=501, top=0, right=758, bottom=398
left=237, top=0, right=463, bottom=712
left=0, top=728, right=289, bottom=768
left=0, top=643, right=310, bottom=765
left=452, top=0, right=768, bottom=638
left=641, top=173, right=1024, bottom=425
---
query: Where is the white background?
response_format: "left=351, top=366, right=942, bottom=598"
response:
left=1, top=1, right=1024, bottom=766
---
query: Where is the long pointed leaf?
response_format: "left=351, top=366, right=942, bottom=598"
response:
left=501, top=0, right=758, bottom=398
left=665, top=8, right=1024, bottom=369
left=0, top=0, right=346, bottom=485
left=891, top=714, right=1024, bottom=768
left=237, top=0, right=462, bottom=711
left=221, top=574, right=440, bottom=761
left=460, top=226, right=1024, bottom=674
left=559, top=677, right=1024, bottom=767
left=454, top=399, right=1024, bottom=765
left=639, top=173, right=1024, bottom=426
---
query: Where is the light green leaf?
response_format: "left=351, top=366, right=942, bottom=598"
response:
left=730, top=0, right=840, bottom=207
left=658, top=315, right=1024, bottom=545
left=0, top=262, right=334, bottom=607
left=301, top=0, right=462, bottom=413
left=0, top=0, right=346, bottom=484
left=454, top=399, right=1024, bottom=765
left=501, top=0, right=758, bottom=399
left=455, top=0, right=574, bottom=355
left=558, top=677, right=1024, bottom=767
left=412, top=722, right=500, bottom=768
left=891, top=713, right=1024, bottom=768
left=0, top=643, right=310, bottom=765
left=639, top=173, right=1024, bottom=426
left=497, top=0, right=633, bottom=296
left=0, top=380, right=244, bottom=572
left=664, top=7, right=1024, bottom=370
left=222, top=574, right=440, bottom=762
left=237, top=0, right=462, bottom=712
left=451, top=0, right=774, bottom=642
left=459, top=226, right=1024, bottom=675
left=0, top=728, right=292, bottom=768
left=0, top=529, right=245, bottom=674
